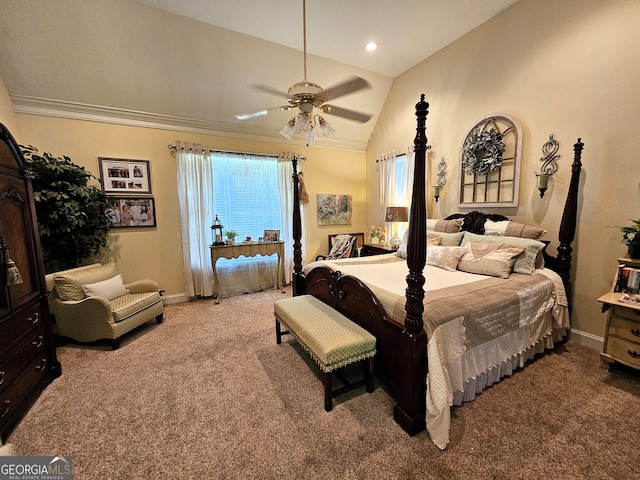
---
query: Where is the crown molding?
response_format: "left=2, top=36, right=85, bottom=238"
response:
left=10, top=95, right=368, bottom=152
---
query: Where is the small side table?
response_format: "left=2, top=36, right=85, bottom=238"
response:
left=210, top=241, right=285, bottom=303
left=361, top=243, right=397, bottom=256
left=598, top=257, right=640, bottom=371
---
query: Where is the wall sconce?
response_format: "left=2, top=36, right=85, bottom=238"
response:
left=433, top=157, right=447, bottom=202
left=537, top=134, right=560, bottom=198
left=385, top=206, right=409, bottom=249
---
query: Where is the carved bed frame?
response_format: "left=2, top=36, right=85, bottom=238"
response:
left=290, top=94, right=584, bottom=436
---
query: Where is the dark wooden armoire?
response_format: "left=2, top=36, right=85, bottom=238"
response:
left=0, top=123, right=61, bottom=442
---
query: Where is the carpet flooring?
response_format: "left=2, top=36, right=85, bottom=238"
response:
left=7, top=287, right=640, bottom=479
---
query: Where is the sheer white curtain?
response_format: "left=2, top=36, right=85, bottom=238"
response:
left=177, top=150, right=286, bottom=299
left=377, top=150, right=396, bottom=227
left=377, top=148, right=415, bottom=240
left=277, top=152, right=306, bottom=284
left=176, top=149, right=215, bottom=297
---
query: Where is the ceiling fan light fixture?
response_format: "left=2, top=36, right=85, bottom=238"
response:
left=240, top=0, right=371, bottom=143
left=318, top=116, right=335, bottom=137
left=279, top=118, right=296, bottom=139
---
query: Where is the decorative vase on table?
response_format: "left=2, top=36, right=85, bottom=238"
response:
left=629, top=243, right=640, bottom=259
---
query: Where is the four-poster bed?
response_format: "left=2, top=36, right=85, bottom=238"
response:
left=289, top=94, right=583, bottom=448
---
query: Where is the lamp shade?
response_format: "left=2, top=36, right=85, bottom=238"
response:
left=385, top=206, right=409, bottom=223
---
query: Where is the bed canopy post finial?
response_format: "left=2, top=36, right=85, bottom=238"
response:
left=555, top=138, right=583, bottom=300
left=291, top=155, right=304, bottom=296
left=393, top=94, right=429, bottom=436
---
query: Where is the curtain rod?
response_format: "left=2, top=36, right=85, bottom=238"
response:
left=167, top=144, right=301, bottom=161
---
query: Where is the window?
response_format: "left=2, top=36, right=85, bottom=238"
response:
left=211, top=152, right=282, bottom=239
left=391, top=154, right=409, bottom=206
left=177, top=149, right=293, bottom=299
left=378, top=150, right=413, bottom=242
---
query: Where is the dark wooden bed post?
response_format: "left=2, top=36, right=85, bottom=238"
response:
left=554, top=138, right=583, bottom=303
left=291, top=155, right=304, bottom=296
left=393, top=94, right=429, bottom=435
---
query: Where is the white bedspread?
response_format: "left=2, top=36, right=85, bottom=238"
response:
left=303, top=254, right=569, bottom=449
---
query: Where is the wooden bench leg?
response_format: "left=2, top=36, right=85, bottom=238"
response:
left=366, top=357, right=374, bottom=393
left=275, top=315, right=283, bottom=344
left=323, top=371, right=333, bottom=412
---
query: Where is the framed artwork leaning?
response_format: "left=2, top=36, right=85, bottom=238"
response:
left=99, top=157, right=152, bottom=195
left=106, top=197, right=156, bottom=228
left=263, top=229, right=280, bottom=242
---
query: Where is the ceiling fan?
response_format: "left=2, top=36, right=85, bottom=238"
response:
left=234, top=0, right=372, bottom=143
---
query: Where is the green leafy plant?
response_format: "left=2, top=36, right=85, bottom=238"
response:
left=21, top=145, right=112, bottom=273
left=224, top=229, right=238, bottom=239
left=620, top=219, right=640, bottom=246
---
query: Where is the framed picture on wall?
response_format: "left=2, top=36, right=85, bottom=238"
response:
left=106, top=197, right=156, bottom=228
left=317, top=194, right=352, bottom=225
left=99, top=157, right=152, bottom=194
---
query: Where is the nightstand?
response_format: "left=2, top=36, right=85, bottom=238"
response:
left=598, top=257, right=640, bottom=371
left=361, top=243, right=397, bottom=256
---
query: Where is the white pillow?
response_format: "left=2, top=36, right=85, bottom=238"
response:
left=484, top=220, right=546, bottom=240
left=82, top=274, right=128, bottom=300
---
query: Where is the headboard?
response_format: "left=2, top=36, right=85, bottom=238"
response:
left=445, top=211, right=510, bottom=235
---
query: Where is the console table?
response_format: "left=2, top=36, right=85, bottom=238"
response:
left=210, top=241, right=285, bottom=303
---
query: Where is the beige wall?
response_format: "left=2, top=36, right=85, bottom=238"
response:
left=0, top=78, right=18, bottom=135
left=12, top=114, right=366, bottom=299
left=366, top=0, right=640, bottom=340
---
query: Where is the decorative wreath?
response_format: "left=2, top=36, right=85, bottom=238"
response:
left=462, top=128, right=506, bottom=176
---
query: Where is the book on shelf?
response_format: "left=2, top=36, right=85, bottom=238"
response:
left=614, top=265, right=640, bottom=294
left=619, top=292, right=640, bottom=305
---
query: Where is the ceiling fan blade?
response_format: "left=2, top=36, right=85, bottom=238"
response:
left=321, top=104, right=372, bottom=123
left=235, top=105, right=293, bottom=120
left=321, top=76, right=371, bottom=101
left=250, top=84, right=291, bottom=99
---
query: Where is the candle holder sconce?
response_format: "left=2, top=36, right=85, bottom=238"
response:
left=537, top=134, right=560, bottom=198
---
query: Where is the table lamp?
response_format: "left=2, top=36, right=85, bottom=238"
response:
left=385, top=206, right=409, bottom=249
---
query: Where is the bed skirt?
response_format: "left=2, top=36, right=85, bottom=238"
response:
left=426, top=308, right=568, bottom=450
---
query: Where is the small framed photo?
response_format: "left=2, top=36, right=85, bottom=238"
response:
left=99, top=157, right=152, bottom=194
left=263, top=229, right=280, bottom=242
left=106, top=197, right=156, bottom=228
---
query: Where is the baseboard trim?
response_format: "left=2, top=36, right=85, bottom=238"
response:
left=567, top=329, right=603, bottom=351
left=161, top=293, right=189, bottom=305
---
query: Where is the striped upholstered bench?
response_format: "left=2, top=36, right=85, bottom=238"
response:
left=274, top=295, right=376, bottom=411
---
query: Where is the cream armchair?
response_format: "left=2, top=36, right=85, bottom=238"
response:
left=45, top=263, right=164, bottom=349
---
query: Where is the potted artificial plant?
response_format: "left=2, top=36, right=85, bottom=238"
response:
left=224, top=229, right=238, bottom=245
left=620, top=219, right=640, bottom=259
left=21, top=146, right=112, bottom=273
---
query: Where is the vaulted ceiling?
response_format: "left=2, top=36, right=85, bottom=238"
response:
left=0, top=0, right=520, bottom=150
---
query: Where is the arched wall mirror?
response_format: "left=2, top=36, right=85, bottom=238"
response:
left=458, top=113, right=522, bottom=208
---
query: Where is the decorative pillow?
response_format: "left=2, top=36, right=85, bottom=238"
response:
left=427, top=218, right=463, bottom=233
left=82, top=274, right=129, bottom=300
left=461, top=232, right=545, bottom=275
left=396, top=232, right=443, bottom=259
left=328, top=234, right=356, bottom=259
left=427, top=218, right=464, bottom=233
left=53, top=263, right=120, bottom=301
left=426, top=246, right=468, bottom=272
left=457, top=242, right=525, bottom=279
left=427, top=233, right=442, bottom=246
left=428, top=231, right=465, bottom=246
left=484, top=220, right=546, bottom=239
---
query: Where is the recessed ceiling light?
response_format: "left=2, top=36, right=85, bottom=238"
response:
left=365, top=42, right=377, bottom=52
